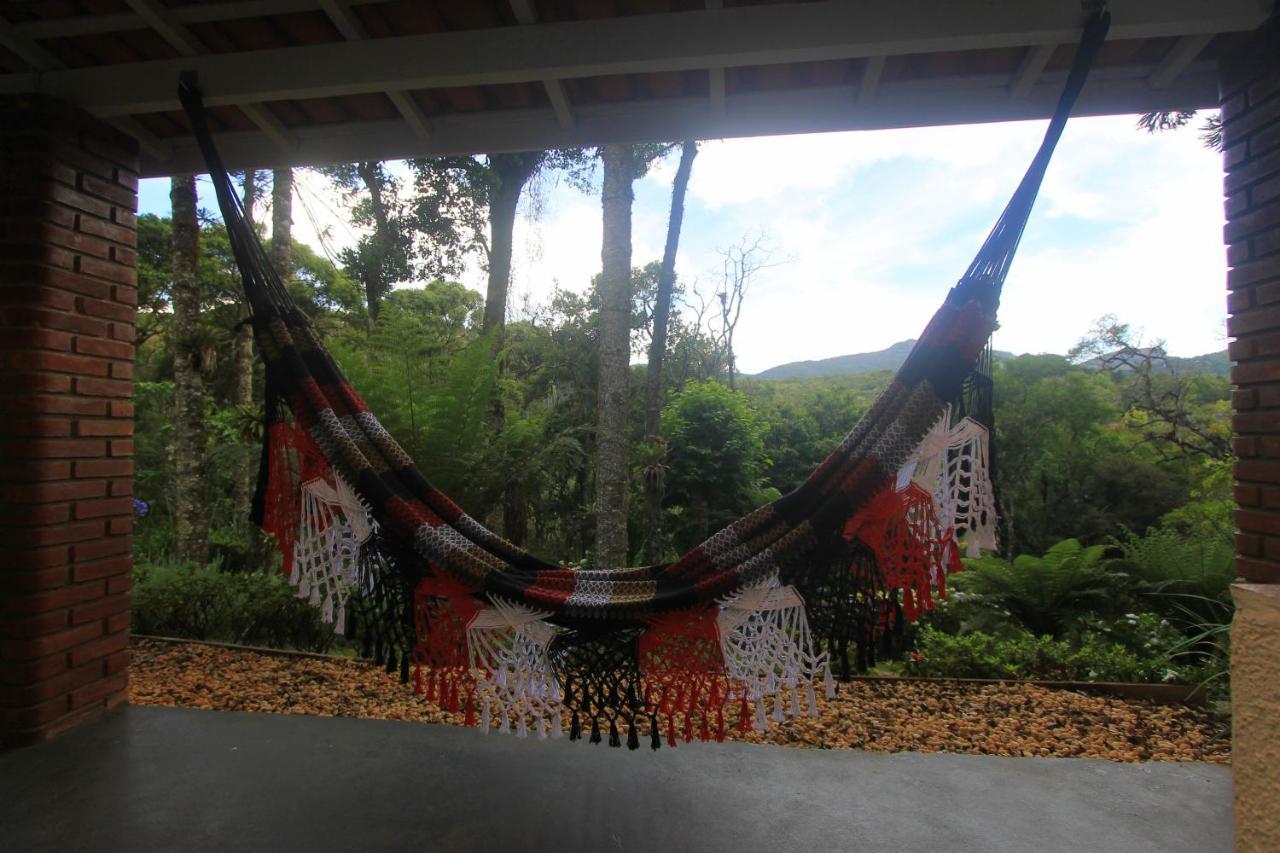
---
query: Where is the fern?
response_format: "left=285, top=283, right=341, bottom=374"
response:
left=956, top=539, right=1121, bottom=639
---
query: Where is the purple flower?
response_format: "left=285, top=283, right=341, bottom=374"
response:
left=132, top=498, right=149, bottom=518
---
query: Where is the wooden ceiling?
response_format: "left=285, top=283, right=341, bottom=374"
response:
left=0, top=1, right=1271, bottom=176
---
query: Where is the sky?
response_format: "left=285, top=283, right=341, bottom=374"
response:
left=137, top=111, right=1228, bottom=375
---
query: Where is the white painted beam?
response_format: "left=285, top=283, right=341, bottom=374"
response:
left=318, top=0, right=366, bottom=41
left=137, top=61, right=1222, bottom=177
left=316, top=0, right=431, bottom=138
left=1148, top=33, right=1214, bottom=89
left=1009, top=44, right=1057, bottom=98
left=0, top=16, right=61, bottom=70
left=4, top=0, right=1262, bottom=119
left=121, top=0, right=297, bottom=151
left=706, top=0, right=726, bottom=116
left=509, top=0, right=575, bottom=129
left=238, top=103, right=297, bottom=151
left=14, top=1, right=373, bottom=40
left=124, top=0, right=203, bottom=57
left=857, top=55, right=886, bottom=105
left=386, top=90, right=433, bottom=141
left=0, top=13, right=170, bottom=161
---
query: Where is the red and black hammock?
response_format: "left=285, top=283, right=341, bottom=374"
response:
left=177, top=10, right=1109, bottom=749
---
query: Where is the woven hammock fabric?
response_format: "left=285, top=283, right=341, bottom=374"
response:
left=178, top=10, right=1109, bottom=749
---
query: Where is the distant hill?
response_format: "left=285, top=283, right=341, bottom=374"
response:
left=754, top=340, right=1229, bottom=380
left=1076, top=347, right=1231, bottom=378
left=754, top=340, right=1014, bottom=380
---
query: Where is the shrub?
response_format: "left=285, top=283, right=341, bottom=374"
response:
left=904, top=625, right=1175, bottom=684
left=132, top=563, right=338, bottom=653
left=954, top=539, right=1124, bottom=639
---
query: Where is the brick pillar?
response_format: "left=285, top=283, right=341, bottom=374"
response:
left=0, top=96, right=138, bottom=747
left=1221, top=13, right=1280, bottom=853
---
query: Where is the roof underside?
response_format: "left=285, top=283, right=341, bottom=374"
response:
left=0, top=0, right=1271, bottom=177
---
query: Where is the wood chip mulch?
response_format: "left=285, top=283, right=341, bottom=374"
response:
left=127, top=638, right=1230, bottom=763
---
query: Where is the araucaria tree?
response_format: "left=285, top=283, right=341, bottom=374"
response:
left=170, top=174, right=209, bottom=564
left=594, top=144, right=636, bottom=568
left=641, top=140, right=698, bottom=562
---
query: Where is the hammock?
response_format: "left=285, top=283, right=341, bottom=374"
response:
left=178, top=10, right=1109, bottom=748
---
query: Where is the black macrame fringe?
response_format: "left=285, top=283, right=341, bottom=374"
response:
left=348, top=533, right=422, bottom=683
left=784, top=536, right=902, bottom=679
left=549, top=626, right=648, bottom=749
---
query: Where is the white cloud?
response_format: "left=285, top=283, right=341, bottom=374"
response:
left=142, top=112, right=1227, bottom=373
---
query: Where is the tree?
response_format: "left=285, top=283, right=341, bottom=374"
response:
left=1137, top=110, right=1223, bottom=151
left=316, top=162, right=413, bottom=331
left=482, top=152, right=544, bottom=338
left=1068, top=315, right=1231, bottom=463
left=170, top=174, right=209, bottom=565
left=230, top=171, right=259, bottom=528
left=662, top=381, right=769, bottom=550
left=271, top=169, right=293, bottom=285
left=594, top=144, right=635, bottom=568
left=640, top=140, right=698, bottom=562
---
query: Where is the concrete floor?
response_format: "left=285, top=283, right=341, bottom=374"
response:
left=0, top=705, right=1230, bottom=853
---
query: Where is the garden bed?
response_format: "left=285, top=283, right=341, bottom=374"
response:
left=128, top=637, right=1229, bottom=763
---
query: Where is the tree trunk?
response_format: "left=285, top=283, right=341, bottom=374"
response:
left=231, top=171, right=258, bottom=528
left=171, top=174, right=209, bottom=565
left=482, top=152, right=542, bottom=340
left=271, top=168, right=293, bottom=286
left=641, top=141, right=697, bottom=563
left=594, top=145, right=635, bottom=569
left=355, top=161, right=389, bottom=331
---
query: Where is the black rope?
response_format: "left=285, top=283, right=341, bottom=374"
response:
left=953, top=9, right=1112, bottom=311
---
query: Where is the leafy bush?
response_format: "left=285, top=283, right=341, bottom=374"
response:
left=904, top=625, right=1175, bottom=684
left=954, top=539, right=1124, bottom=638
left=131, top=563, right=338, bottom=653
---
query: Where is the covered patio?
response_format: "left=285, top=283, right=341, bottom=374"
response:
left=2, top=1, right=1278, bottom=850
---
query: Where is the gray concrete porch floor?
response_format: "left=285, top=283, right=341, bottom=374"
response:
left=0, top=705, right=1230, bottom=853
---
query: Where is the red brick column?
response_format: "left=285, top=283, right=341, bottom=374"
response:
left=1224, top=17, right=1280, bottom=584
left=1221, top=14, right=1280, bottom=853
left=0, top=96, right=138, bottom=747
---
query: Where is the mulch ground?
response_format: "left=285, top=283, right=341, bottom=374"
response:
left=128, top=638, right=1230, bottom=763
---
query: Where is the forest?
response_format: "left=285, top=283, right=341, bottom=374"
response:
left=130, top=144, right=1235, bottom=696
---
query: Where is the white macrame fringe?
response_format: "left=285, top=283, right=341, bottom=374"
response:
left=291, top=474, right=372, bottom=633
left=717, top=578, right=831, bottom=727
left=466, top=598, right=561, bottom=738
left=899, top=405, right=999, bottom=557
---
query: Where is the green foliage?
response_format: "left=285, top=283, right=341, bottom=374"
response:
left=662, top=380, right=771, bottom=551
left=954, top=539, right=1120, bottom=639
left=905, top=625, right=1172, bottom=683
left=132, top=563, right=337, bottom=653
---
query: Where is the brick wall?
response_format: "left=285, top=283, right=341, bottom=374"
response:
left=0, top=96, right=138, bottom=746
left=1224, top=15, right=1280, bottom=585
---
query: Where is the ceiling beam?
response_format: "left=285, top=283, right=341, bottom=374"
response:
left=137, top=61, right=1222, bottom=177
left=124, top=0, right=203, bottom=57
left=2, top=0, right=1265, bottom=119
left=316, top=0, right=432, bottom=140
left=1148, top=33, right=1215, bottom=89
left=0, top=13, right=170, bottom=161
left=1009, top=43, right=1057, bottom=98
left=857, top=55, right=886, bottom=105
left=706, top=0, right=726, bottom=116
left=13, top=1, right=378, bottom=41
left=122, top=0, right=296, bottom=151
left=509, top=0, right=575, bottom=129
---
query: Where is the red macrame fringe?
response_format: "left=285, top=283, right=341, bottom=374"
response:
left=843, top=482, right=962, bottom=622
left=638, top=607, right=734, bottom=746
left=261, top=420, right=330, bottom=576
left=412, top=574, right=482, bottom=722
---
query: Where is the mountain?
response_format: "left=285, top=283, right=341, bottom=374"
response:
left=754, top=340, right=1230, bottom=381
left=753, top=340, right=1014, bottom=380
left=1076, top=347, right=1231, bottom=378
